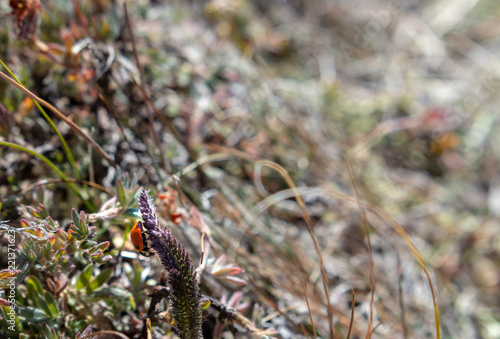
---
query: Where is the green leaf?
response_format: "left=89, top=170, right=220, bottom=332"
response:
left=41, top=323, right=57, bottom=338
left=37, top=204, right=48, bottom=219
left=21, top=241, right=30, bottom=255
left=43, top=291, right=60, bottom=318
left=65, top=241, right=77, bottom=255
left=46, top=263, right=58, bottom=275
left=95, top=241, right=110, bottom=252
left=29, top=249, right=36, bottom=261
left=61, top=262, right=75, bottom=272
left=79, top=211, right=88, bottom=236
left=56, top=228, right=68, bottom=241
left=17, top=249, right=30, bottom=261
left=0, top=305, right=20, bottom=331
left=30, top=290, right=52, bottom=319
left=26, top=206, right=39, bottom=218
left=35, top=246, right=45, bottom=261
left=131, top=263, right=143, bottom=290
left=68, top=229, right=82, bottom=241
left=26, top=276, right=43, bottom=294
left=76, top=264, right=93, bottom=290
left=89, top=268, right=113, bottom=291
left=18, top=306, right=52, bottom=323
left=71, top=209, right=80, bottom=230
left=122, top=208, right=141, bottom=219
left=79, top=240, right=96, bottom=250
left=43, top=241, right=52, bottom=258
left=54, top=248, right=66, bottom=260
left=117, top=179, right=127, bottom=208
left=129, top=295, right=136, bottom=309
left=45, top=216, right=57, bottom=232
left=93, top=287, right=132, bottom=299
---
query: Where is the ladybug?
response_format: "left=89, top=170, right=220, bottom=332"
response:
left=130, top=221, right=154, bottom=257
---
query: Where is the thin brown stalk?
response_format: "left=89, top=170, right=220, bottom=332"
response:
left=303, top=281, right=317, bottom=339
left=346, top=288, right=355, bottom=339
left=370, top=315, right=388, bottom=335
left=300, top=324, right=309, bottom=338
left=345, top=156, right=376, bottom=339
left=397, top=253, right=409, bottom=339
left=123, top=2, right=169, bottom=175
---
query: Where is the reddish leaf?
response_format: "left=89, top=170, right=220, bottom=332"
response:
left=0, top=269, right=21, bottom=279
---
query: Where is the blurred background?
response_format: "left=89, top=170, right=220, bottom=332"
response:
left=0, top=0, right=499, bottom=338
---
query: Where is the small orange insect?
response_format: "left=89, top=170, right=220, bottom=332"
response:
left=9, top=0, right=41, bottom=40
left=130, top=221, right=154, bottom=257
